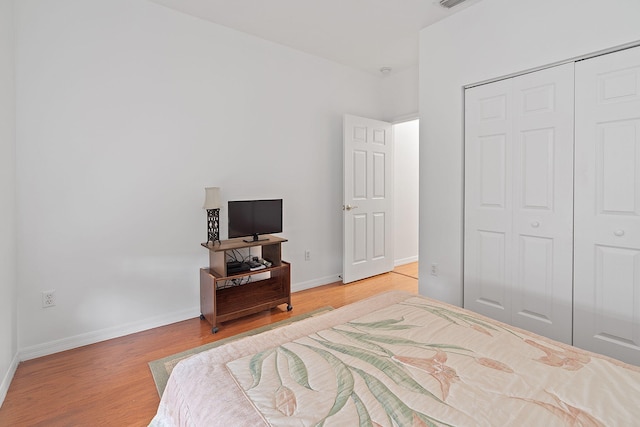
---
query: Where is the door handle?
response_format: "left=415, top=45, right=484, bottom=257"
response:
left=343, top=204, right=359, bottom=211
left=531, top=221, right=540, bottom=228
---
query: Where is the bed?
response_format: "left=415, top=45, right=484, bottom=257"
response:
left=150, top=291, right=640, bottom=426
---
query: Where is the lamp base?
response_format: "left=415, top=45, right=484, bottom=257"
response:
left=206, top=208, right=220, bottom=245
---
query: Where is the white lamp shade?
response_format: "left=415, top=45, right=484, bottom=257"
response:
left=203, top=187, right=221, bottom=209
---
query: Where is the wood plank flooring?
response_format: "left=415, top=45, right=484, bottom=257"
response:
left=0, top=263, right=418, bottom=426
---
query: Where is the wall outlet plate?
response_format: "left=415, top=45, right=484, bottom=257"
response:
left=430, top=263, right=438, bottom=276
left=42, top=290, right=56, bottom=308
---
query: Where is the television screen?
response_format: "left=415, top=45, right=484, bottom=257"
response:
left=228, top=199, right=283, bottom=242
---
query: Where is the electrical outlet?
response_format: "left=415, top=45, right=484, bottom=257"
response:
left=304, top=250, right=311, bottom=261
left=430, top=263, right=438, bottom=276
left=42, top=290, right=56, bottom=308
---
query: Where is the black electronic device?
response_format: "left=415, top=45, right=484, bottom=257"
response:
left=226, top=260, right=241, bottom=269
left=226, top=261, right=250, bottom=274
left=228, top=199, right=283, bottom=242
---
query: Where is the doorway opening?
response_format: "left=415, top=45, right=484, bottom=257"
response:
left=393, top=119, right=419, bottom=269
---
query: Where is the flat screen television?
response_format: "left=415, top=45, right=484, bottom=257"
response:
left=228, top=199, right=283, bottom=242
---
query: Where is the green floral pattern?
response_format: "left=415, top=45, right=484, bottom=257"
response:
left=226, top=297, right=616, bottom=426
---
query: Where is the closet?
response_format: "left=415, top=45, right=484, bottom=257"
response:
left=464, top=63, right=575, bottom=345
left=573, top=47, right=640, bottom=364
left=464, top=46, right=640, bottom=365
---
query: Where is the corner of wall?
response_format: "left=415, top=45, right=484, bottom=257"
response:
left=0, top=353, right=19, bottom=407
left=379, top=65, right=419, bottom=122
left=0, top=0, right=17, bottom=409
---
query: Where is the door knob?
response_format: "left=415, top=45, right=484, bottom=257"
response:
left=344, top=204, right=359, bottom=211
left=531, top=221, right=540, bottom=228
left=614, top=230, right=625, bottom=237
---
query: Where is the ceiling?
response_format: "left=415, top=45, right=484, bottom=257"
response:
left=147, top=0, right=481, bottom=76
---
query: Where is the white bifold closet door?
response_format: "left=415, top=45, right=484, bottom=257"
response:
left=464, top=63, right=575, bottom=344
left=574, top=46, right=640, bottom=365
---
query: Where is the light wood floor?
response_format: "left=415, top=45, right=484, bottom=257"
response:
left=0, top=263, right=418, bottom=426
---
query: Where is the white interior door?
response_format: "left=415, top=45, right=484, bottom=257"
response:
left=510, top=64, right=574, bottom=344
left=343, top=114, right=394, bottom=284
left=464, top=63, right=574, bottom=343
left=574, top=46, right=640, bottom=365
left=464, top=78, right=514, bottom=324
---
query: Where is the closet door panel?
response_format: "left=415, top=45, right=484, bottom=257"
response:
left=575, top=46, right=640, bottom=365
left=594, top=246, right=640, bottom=345
left=511, top=63, right=575, bottom=344
left=465, top=64, right=574, bottom=342
left=464, top=79, right=513, bottom=323
left=516, top=234, right=555, bottom=322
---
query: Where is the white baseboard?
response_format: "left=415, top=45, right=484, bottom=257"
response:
left=17, top=276, right=340, bottom=362
left=291, top=273, right=342, bottom=292
left=16, top=265, right=415, bottom=363
left=0, top=352, right=19, bottom=408
left=18, top=308, right=198, bottom=362
left=394, top=256, right=418, bottom=267
left=291, top=259, right=418, bottom=293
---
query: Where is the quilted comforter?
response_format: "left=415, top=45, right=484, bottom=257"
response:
left=150, top=291, right=640, bottom=426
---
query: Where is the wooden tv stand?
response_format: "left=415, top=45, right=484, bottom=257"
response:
left=199, top=235, right=291, bottom=333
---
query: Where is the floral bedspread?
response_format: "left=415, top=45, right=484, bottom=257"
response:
left=150, top=291, right=640, bottom=426
left=226, top=296, right=640, bottom=426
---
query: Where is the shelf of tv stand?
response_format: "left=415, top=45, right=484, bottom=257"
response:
left=199, top=235, right=291, bottom=334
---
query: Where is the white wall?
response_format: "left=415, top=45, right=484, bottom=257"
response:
left=0, top=0, right=18, bottom=405
left=380, top=65, right=418, bottom=121
left=14, top=0, right=407, bottom=357
left=419, top=0, right=640, bottom=306
left=393, top=119, right=419, bottom=265
left=381, top=66, right=419, bottom=266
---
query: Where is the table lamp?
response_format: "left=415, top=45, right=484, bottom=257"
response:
left=203, top=187, right=221, bottom=245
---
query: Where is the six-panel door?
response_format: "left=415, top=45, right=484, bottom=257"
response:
left=574, top=46, right=640, bottom=365
left=464, top=63, right=575, bottom=344
left=343, top=114, right=394, bottom=284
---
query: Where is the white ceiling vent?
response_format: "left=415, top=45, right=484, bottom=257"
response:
left=439, top=0, right=467, bottom=8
